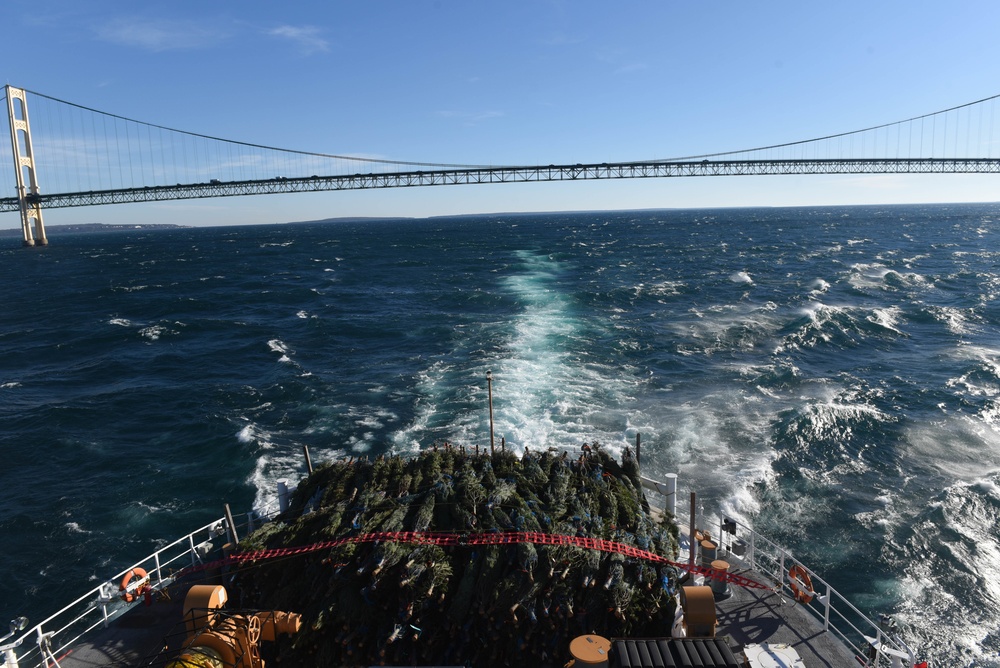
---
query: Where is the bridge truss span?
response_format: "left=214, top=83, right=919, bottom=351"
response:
left=4, top=84, right=1000, bottom=242
left=1, top=157, right=998, bottom=213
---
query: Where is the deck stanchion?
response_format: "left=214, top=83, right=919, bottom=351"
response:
left=664, top=473, right=677, bottom=516
left=189, top=534, right=198, bottom=569
left=778, top=554, right=786, bottom=597
left=487, top=371, right=495, bottom=456
left=224, top=504, right=239, bottom=544
left=277, top=480, right=290, bottom=513
left=823, top=583, right=833, bottom=631
left=689, top=492, right=697, bottom=570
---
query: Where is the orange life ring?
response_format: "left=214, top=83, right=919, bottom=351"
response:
left=120, top=567, right=149, bottom=603
left=788, top=564, right=814, bottom=603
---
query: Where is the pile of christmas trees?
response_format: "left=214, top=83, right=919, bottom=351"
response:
left=233, top=443, right=680, bottom=666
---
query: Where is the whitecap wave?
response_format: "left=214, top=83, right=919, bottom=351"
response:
left=847, top=262, right=928, bottom=292
left=140, top=325, right=166, bottom=341
left=807, top=278, right=829, bottom=296
left=926, top=305, right=973, bottom=335
left=267, top=339, right=293, bottom=362
left=890, top=474, right=1000, bottom=665
left=673, top=302, right=782, bottom=355
left=903, top=414, right=1000, bottom=480
left=729, top=271, right=753, bottom=285
left=866, top=306, right=904, bottom=334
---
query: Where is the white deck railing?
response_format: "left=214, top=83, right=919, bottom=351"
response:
left=2, top=472, right=915, bottom=668
left=0, top=513, right=254, bottom=668
left=640, top=474, right=916, bottom=668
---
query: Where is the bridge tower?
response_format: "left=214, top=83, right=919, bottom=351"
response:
left=5, top=86, right=47, bottom=246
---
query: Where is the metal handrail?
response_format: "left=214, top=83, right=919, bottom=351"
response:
left=710, top=512, right=912, bottom=668
left=638, top=474, right=912, bottom=668
left=3, top=476, right=913, bottom=668
left=2, top=515, right=238, bottom=668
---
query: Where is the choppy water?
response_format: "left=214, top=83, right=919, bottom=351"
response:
left=2, top=204, right=1000, bottom=665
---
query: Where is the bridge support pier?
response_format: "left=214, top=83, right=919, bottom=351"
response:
left=5, top=86, right=47, bottom=247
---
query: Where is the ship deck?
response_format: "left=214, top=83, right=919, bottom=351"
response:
left=55, top=582, right=192, bottom=668
left=711, top=560, right=861, bottom=667
left=51, top=560, right=861, bottom=668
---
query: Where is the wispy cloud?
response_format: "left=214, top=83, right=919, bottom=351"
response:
left=268, top=25, right=330, bottom=55
left=436, top=110, right=504, bottom=126
left=97, top=18, right=225, bottom=51
left=539, top=32, right=586, bottom=47
left=595, top=48, right=647, bottom=76
left=613, top=62, right=648, bottom=75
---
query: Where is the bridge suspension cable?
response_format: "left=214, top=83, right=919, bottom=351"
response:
left=656, top=91, right=1000, bottom=163
left=7, top=87, right=494, bottom=199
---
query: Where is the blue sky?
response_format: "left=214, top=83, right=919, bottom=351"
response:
left=3, top=0, right=1000, bottom=228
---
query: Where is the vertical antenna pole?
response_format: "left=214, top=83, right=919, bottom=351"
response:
left=487, top=370, right=495, bottom=456
left=224, top=503, right=240, bottom=545
left=303, top=445, right=314, bottom=474
left=689, top=492, right=697, bottom=570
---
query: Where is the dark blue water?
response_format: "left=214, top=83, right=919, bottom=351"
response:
left=2, top=205, right=1000, bottom=666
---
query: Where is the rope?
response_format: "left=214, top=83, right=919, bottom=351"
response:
left=188, top=530, right=770, bottom=591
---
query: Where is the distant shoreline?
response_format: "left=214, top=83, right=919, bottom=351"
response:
left=0, top=223, right=190, bottom=238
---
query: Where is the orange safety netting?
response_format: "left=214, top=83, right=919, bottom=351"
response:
left=200, top=531, right=769, bottom=591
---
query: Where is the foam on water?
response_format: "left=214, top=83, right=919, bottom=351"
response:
left=729, top=270, right=753, bottom=285
left=673, top=301, right=782, bottom=355
left=866, top=305, right=904, bottom=334
left=807, top=278, right=830, bottom=296
left=386, top=249, right=644, bottom=457
left=903, top=415, right=1000, bottom=481
left=490, top=251, right=631, bottom=450
left=891, top=474, right=1000, bottom=665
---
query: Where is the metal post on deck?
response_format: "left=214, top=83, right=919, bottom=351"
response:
left=224, top=503, right=239, bottom=545
left=303, top=445, right=314, bottom=474
left=1, top=616, right=28, bottom=668
left=663, top=473, right=677, bottom=516
left=277, top=480, right=290, bottom=513
left=689, top=492, right=697, bottom=570
left=487, top=371, right=495, bottom=456
left=778, top=554, right=786, bottom=597
left=823, top=583, right=833, bottom=631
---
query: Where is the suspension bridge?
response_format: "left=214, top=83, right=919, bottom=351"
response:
left=4, top=84, right=1000, bottom=246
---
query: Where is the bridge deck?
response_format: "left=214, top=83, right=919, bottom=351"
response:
left=3, top=157, right=999, bottom=213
